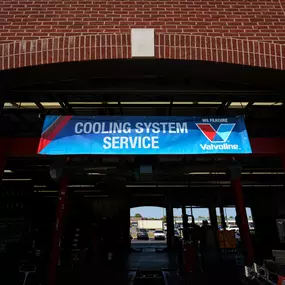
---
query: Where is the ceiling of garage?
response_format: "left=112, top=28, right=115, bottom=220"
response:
left=0, top=59, right=285, bottom=138
left=1, top=155, right=283, bottom=207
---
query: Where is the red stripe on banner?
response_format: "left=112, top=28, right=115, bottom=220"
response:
left=38, top=116, right=72, bottom=154
left=197, top=124, right=217, bottom=141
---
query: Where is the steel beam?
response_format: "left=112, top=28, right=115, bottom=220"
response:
left=34, top=98, right=46, bottom=113
left=4, top=89, right=280, bottom=96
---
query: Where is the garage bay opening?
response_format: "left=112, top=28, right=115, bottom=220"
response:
left=129, top=207, right=168, bottom=270
left=2, top=60, right=285, bottom=285
left=130, top=207, right=167, bottom=243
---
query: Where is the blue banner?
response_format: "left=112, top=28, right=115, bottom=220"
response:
left=38, top=116, right=252, bottom=155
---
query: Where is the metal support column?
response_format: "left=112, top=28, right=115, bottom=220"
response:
left=166, top=201, right=175, bottom=249
left=220, top=206, right=227, bottom=230
left=229, top=161, right=254, bottom=265
left=0, top=156, right=6, bottom=179
left=49, top=175, right=68, bottom=285
left=209, top=206, right=218, bottom=230
left=208, top=205, right=220, bottom=261
left=182, top=205, right=188, bottom=241
left=0, top=99, right=6, bottom=183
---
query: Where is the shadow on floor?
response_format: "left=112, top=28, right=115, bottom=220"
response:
left=128, top=242, right=177, bottom=270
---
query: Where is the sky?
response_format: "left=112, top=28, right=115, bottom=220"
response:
left=130, top=206, right=252, bottom=219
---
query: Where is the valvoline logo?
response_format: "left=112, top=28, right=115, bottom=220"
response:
left=196, top=123, right=236, bottom=143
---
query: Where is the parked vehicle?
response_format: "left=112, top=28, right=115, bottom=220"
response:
left=137, top=229, right=149, bottom=240
left=154, top=230, right=166, bottom=240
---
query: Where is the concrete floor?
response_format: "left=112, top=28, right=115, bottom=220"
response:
left=128, top=242, right=245, bottom=285
left=55, top=241, right=244, bottom=285
left=129, top=241, right=177, bottom=270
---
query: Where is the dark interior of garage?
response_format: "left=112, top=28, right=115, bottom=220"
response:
left=0, top=59, right=285, bottom=285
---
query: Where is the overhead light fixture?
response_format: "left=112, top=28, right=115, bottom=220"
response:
left=253, top=102, right=282, bottom=106
left=4, top=103, right=14, bottom=108
left=4, top=102, right=61, bottom=109
left=40, top=102, right=61, bottom=108
left=10, top=102, right=37, bottom=108
left=2, top=178, right=32, bottom=181
left=121, top=102, right=170, bottom=105
left=229, top=102, right=249, bottom=108
left=195, top=102, right=222, bottom=105
left=69, top=101, right=211, bottom=106
left=69, top=101, right=172, bottom=105
left=158, top=185, right=187, bottom=188
left=87, top=173, right=106, bottom=176
left=4, top=170, right=13, bottom=173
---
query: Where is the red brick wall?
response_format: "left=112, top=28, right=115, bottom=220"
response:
left=1, top=0, right=285, bottom=70
left=1, top=0, right=285, bottom=43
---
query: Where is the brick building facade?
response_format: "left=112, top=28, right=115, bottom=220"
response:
left=0, top=0, right=285, bottom=70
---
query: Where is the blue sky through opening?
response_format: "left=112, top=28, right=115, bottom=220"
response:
left=130, top=206, right=252, bottom=219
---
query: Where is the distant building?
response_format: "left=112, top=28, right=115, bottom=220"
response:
left=137, top=220, right=163, bottom=230
left=130, top=217, right=142, bottom=228
left=130, top=218, right=163, bottom=230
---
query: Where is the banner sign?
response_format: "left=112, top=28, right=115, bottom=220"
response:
left=38, top=116, right=252, bottom=155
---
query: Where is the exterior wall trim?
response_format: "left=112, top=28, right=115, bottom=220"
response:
left=0, top=33, right=284, bottom=70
